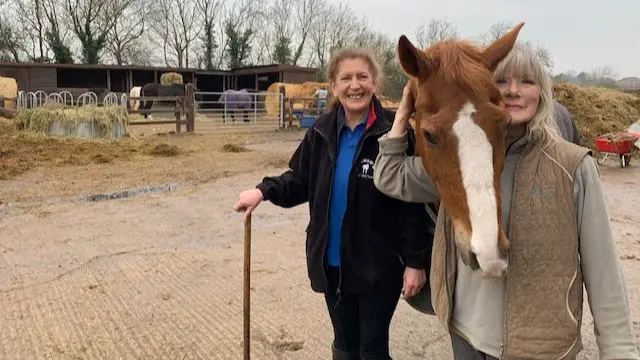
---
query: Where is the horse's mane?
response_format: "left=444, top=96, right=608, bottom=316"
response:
left=426, top=40, right=499, bottom=101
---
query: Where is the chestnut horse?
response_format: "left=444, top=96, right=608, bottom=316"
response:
left=397, top=22, right=525, bottom=276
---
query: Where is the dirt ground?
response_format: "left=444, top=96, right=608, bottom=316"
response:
left=0, top=122, right=639, bottom=359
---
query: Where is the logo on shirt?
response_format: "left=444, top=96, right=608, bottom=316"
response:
left=359, top=158, right=374, bottom=179
left=529, top=186, right=547, bottom=197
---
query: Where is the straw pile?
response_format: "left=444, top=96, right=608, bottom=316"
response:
left=14, top=103, right=129, bottom=138
left=0, top=117, right=181, bottom=181
left=265, top=81, right=328, bottom=116
left=160, top=72, right=183, bottom=85
left=0, top=76, right=18, bottom=111
left=379, top=97, right=400, bottom=109
left=553, top=83, right=640, bottom=147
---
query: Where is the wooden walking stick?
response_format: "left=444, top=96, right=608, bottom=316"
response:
left=243, top=213, right=252, bottom=360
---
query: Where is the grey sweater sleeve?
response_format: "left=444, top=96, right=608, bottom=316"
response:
left=574, top=156, right=640, bottom=359
left=554, top=101, right=581, bottom=145
left=373, top=131, right=440, bottom=203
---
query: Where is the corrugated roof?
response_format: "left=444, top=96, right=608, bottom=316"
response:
left=230, top=63, right=317, bottom=73
left=0, top=61, right=317, bottom=76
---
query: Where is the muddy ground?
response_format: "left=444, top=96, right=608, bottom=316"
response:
left=0, top=124, right=638, bottom=359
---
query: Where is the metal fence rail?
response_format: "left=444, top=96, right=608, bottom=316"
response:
left=194, top=91, right=284, bottom=132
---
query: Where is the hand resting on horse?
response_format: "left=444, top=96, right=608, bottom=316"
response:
left=389, top=84, right=415, bottom=139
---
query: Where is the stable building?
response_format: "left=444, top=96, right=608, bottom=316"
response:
left=0, top=62, right=318, bottom=99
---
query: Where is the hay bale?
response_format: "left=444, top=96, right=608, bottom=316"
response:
left=160, top=72, right=183, bottom=86
left=0, top=76, right=18, bottom=111
left=265, top=81, right=329, bottom=116
left=221, top=143, right=250, bottom=153
left=553, top=83, right=640, bottom=147
left=379, top=97, right=400, bottom=109
left=14, top=103, right=129, bottom=139
left=147, top=143, right=180, bottom=156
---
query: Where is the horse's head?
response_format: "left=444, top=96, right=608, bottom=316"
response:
left=397, top=22, right=524, bottom=276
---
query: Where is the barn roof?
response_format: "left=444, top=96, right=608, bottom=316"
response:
left=0, top=61, right=317, bottom=76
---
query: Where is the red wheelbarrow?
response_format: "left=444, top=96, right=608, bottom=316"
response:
left=593, top=131, right=640, bottom=168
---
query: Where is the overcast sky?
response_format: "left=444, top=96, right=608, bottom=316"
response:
left=346, top=0, right=636, bottom=78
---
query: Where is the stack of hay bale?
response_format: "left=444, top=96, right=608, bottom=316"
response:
left=264, top=81, right=405, bottom=117
left=264, top=81, right=329, bottom=117
left=160, top=72, right=183, bottom=86
left=157, top=72, right=183, bottom=108
left=14, top=102, right=129, bottom=139
left=0, top=76, right=18, bottom=119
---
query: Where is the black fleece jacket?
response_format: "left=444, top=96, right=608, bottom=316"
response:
left=256, top=96, right=435, bottom=295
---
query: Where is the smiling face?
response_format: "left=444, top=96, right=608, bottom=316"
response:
left=330, top=57, right=378, bottom=116
left=495, top=69, right=540, bottom=125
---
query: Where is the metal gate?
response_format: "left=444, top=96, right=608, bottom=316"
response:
left=193, top=90, right=283, bottom=132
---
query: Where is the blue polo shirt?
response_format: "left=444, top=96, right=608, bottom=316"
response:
left=326, top=110, right=369, bottom=267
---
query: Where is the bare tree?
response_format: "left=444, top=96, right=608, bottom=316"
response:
left=65, top=0, right=136, bottom=64
left=0, top=13, right=25, bottom=61
left=249, top=0, right=321, bottom=66
left=479, top=21, right=554, bottom=71
left=221, top=0, right=262, bottom=68
left=262, top=0, right=294, bottom=64
left=251, top=15, right=273, bottom=65
left=589, top=66, right=619, bottom=87
left=553, top=67, right=620, bottom=88
left=13, top=0, right=48, bottom=60
left=194, top=0, right=225, bottom=70
left=479, top=21, right=512, bottom=44
left=152, top=0, right=202, bottom=68
left=525, top=40, right=554, bottom=71
left=14, top=0, right=73, bottom=62
left=104, top=0, right=148, bottom=65
left=310, top=0, right=355, bottom=72
left=590, top=66, right=618, bottom=81
left=290, top=0, right=322, bottom=65
left=414, top=18, right=459, bottom=49
left=45, top=0, right=74, bottom=63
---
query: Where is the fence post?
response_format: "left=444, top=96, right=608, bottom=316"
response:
left=186, top=83, right=195, bottom=132
left=174, top=100, right=181, bottom=133
left=126, top=93, right=131, bottom=114
left=279, top=85, right=285, bottom=129
left=253, top=92, right=257, bottom=123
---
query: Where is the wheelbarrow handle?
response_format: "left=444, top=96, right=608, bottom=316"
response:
left=244, top=213, right=251, bottom=360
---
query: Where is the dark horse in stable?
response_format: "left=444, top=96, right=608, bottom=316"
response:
left=139, top=83, right=187, bottom=119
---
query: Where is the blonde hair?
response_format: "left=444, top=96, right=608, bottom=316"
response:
left=493, top=42, right=561, bottom=149
left=325, top=48, right=383, bottom=109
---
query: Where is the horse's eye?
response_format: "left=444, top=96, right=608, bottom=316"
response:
left=422, top=129, right=437, bottom=146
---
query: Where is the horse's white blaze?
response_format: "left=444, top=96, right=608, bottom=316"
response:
left=452, top=102, right=507, bottom=275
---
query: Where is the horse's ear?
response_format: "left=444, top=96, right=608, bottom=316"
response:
left=398, top=35, right=431, bottom=79
left=482, top=22, right=525, bottom=71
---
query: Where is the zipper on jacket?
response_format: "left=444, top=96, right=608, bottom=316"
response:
left=336, top=121, right=388, bottom=299
left=500, top=151, right=521, bottom=360
left=316, top=107, right=389, bottom=299
left=335, top=163, right=343, bottom=302
left=445, top=215, right=452, bottom=326
left=336, top=126, right=375, bottom=299
left=314, top=127, right=336, bottom=296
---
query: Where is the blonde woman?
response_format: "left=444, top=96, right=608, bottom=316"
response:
left=373, top=43, right=639, bottom=360
left=233, top=48, right=434, bottom=359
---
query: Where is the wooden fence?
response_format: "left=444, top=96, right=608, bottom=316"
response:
left=0, top=95, right=17, bottom=118
left=126, top=83, right=196, bottom=133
